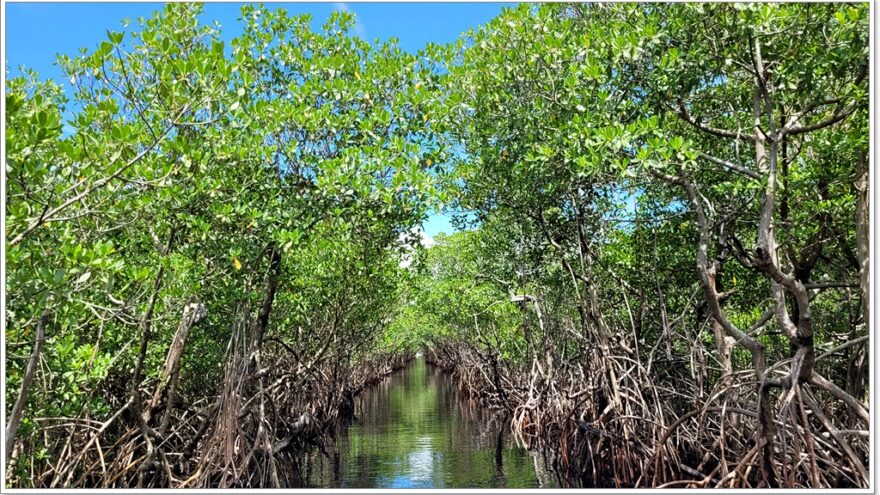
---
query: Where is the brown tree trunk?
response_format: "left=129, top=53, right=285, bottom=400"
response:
left=855, top=150, right=869, bottom=326
left=5, top=310, right=50, bottom=459
left=678, top=171, right=775, bottom=486
left=148, top=299, right=207, bottom=431
left=251, top=246, right=282, bottom=351
left=712, top=319, right=734, bottom=376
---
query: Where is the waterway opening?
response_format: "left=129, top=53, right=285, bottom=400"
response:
left=298, top=356, right=553, bottom=488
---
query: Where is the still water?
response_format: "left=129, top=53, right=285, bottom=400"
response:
left=302, top=356, right=551, bottom=488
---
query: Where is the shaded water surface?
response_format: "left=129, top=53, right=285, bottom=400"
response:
left=302, top=357, right=550, bottom=488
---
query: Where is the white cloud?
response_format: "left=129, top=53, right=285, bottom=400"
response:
left=398, top=228, right=433, bottom=268
left=398, top=227, right=433, bottom=248
left=416, top=229, right=434, bottom=248
left=332, top=2, right=366, bottom=37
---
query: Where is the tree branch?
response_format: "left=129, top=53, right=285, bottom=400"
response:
left=677, top=100, right=756, bottom=142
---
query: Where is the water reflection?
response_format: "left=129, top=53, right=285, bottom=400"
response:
left=302, top=357, right=548, bottom=488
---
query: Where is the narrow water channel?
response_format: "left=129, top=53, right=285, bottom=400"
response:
left=302, top=356, right=552, bottom=488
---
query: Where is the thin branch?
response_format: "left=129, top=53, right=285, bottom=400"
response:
left=677, top=100, right=757, bottom=142
left=699, top=152, right=760, bottom=180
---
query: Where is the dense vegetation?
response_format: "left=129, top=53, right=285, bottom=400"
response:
left=4, top=3, right=870, bottom=489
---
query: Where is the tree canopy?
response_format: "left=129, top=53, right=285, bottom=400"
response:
left=4, top=2, right=870, bottom=489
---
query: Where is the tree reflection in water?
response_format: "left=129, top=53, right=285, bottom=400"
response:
left=298, top=357, right=551, bottom=488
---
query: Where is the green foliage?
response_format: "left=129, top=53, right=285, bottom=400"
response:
left=3, top=2, right=869, bottom=488
left=388, top=229, right=527, bottom=360
left=5, top=4, right=444, bottom=474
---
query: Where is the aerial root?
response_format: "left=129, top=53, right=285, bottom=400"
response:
left=425, top=339, right=869, bottom=488
left=7, top=310, right=411, bottom=489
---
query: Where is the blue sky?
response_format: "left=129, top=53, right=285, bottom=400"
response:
left=5, top=2, right=516, bottom=238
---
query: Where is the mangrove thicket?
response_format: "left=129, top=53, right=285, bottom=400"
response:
left=4, top=2, right=870, bottom=489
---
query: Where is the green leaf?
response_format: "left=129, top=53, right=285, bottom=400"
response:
left=99, top=40, right=114, bottom=57
left=107, top=30, right=124, bottom=45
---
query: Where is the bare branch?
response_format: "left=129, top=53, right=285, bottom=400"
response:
left=677, top=100, right=756, bottom=143
left=699, top=152, right=760, bottom=180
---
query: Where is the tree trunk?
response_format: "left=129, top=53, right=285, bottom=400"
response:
left=5, top=310, right=50, bottom=459
left=855, top=150, right=869, bottom=326
left=148, top=298, right=207, bottom=431
left=251, top=246, right=282, bottom=351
